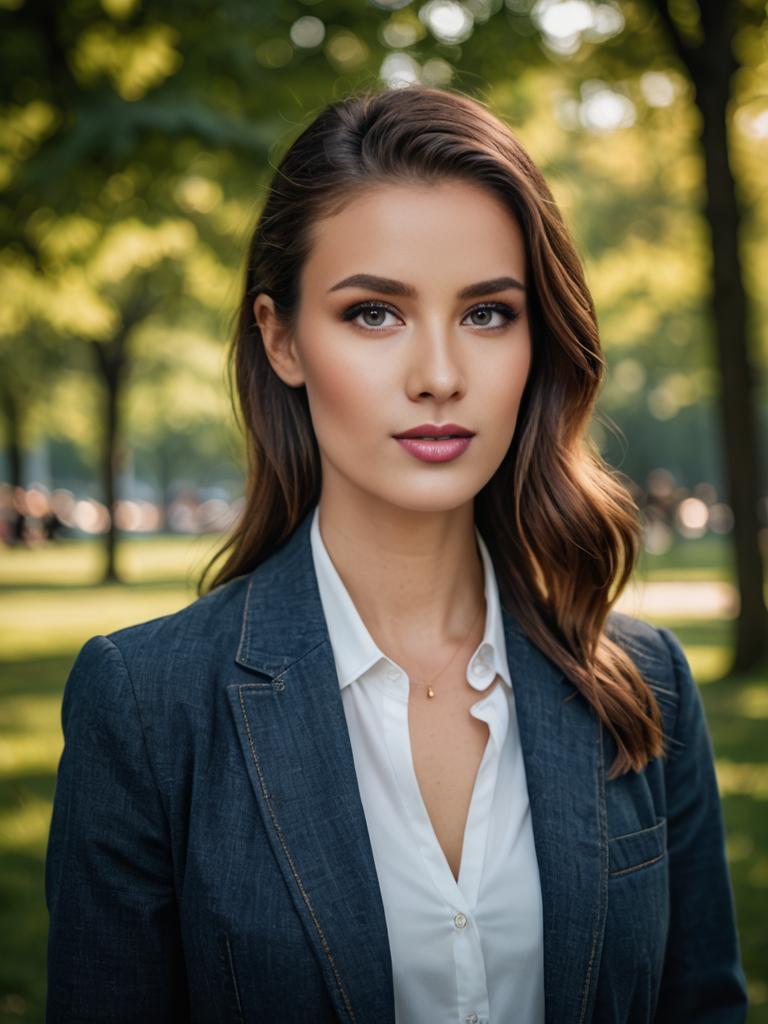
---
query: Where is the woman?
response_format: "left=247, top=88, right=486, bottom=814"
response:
left=45, top=85, right=748, bottom=1023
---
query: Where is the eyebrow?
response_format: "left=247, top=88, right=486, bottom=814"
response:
left=327, top=273, right=526, bottom=298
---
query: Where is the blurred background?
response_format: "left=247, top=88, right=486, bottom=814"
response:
left=0, top=0, right=766, bottom=1020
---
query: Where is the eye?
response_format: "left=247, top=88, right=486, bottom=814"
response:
left=462, top=302, right=520, bottom=329
left=341, top=300, right=401, bottom=331
left=340, top=298, right=521, bottom=332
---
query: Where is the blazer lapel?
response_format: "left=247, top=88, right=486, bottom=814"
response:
left=502, top=606, right=608, bottom=1024
left=227, top=508, right=607, bottom=1024
left=226, top=510, right=395, bottom=1024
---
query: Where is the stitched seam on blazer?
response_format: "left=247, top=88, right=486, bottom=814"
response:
left=610, top=818, right=665, bottom=842
left=236, top=576, right=255, bottom=663
left=237, top=686, right=357, bottom=1024
left=579, top=718, right=608, bottom=1024
left=610, top=852, right=665, bottom=877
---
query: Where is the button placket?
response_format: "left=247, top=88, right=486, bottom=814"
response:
left=451, top=908, right=490, bottom=1024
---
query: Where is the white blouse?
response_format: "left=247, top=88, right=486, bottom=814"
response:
left=309, top=506, right=545, bottom=1024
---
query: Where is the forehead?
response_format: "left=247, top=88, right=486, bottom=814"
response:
left=301, top=179, right=527, bottom=295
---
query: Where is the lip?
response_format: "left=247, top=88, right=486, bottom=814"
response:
left=394, top=436, right=474, bottom=463
left=392, top=422, right=475, bottom=439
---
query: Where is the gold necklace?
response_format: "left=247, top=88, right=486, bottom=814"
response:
left=409, top=599, right=485, bottom=699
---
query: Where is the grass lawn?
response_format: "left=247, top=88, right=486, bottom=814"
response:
left=0, top=534, right=766, bottom=1022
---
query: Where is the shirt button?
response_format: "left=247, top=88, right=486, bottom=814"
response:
left=465, top=1014, right=479, bottom=1024
left=453, top=912, right=467, bottom=929
left=386, top=667, right=400, bottom=681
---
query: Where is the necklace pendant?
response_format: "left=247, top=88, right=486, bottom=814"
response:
left=427, top=685, right=435, bottom=699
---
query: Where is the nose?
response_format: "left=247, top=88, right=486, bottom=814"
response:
left=405, top=324, right=466, bottom=403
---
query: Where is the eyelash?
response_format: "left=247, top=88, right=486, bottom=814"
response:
left=340, top=299, right=521, bottom=332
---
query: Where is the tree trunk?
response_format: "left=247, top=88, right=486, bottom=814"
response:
left=93, top=340, right=125, bottom=584
left=1, top=386, right=26, bottom=545
left=89, top=283, right=157, bottom=584
left=696, top=76, right=768, bottom=670
left=652, top=0, right=768, bottom=672
left=156, top=438, right=172, bottom=531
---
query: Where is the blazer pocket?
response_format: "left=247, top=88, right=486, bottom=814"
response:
left=608, top=816, right=667, bottom=877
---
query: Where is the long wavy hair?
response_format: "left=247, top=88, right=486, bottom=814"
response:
left=199, top=84, right=664, bottom=780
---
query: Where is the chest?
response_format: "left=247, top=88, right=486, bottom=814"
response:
left=407, top=672, right=500, bottom=880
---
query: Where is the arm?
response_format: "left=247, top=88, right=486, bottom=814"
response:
left=45, top=635, right=190, bottom=1022
left=653, top=626, right=749, bottom=1022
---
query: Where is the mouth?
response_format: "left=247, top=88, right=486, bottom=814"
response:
left=392, top=423, right=475, bottom=440
left=392, top=425, right=475, bottom=464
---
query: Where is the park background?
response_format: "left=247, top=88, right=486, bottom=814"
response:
left=0, top=0, right=767, bottom=1020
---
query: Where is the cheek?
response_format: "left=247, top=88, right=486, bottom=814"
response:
left=303, top=347, right=383, bottom=433
left=477, top=336, right=532, bottom=419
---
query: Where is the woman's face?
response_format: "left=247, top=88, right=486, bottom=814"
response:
left=255, top=179, right=532, bottom=515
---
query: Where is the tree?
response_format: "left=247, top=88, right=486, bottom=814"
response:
left=644, top=0, right=767, bottom=669
left=0, top=320, right=69, bottom=542
left=0, top=0, right=280, bottom=579
left=1, top=0, right=765, bottom=664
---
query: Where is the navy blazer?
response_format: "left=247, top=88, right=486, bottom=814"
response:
left=45, top=508, right=748, bottom=1023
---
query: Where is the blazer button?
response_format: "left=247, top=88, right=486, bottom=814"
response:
left=453, top=912, right=468, bottom=929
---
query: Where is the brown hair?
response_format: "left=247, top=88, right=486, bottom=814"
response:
left=200, top=83, right=664, bottom=780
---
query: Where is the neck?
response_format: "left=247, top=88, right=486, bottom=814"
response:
left=316, top=488, right=486, bottom=660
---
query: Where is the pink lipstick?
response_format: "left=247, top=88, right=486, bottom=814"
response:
left=392, top=422, right=475, bottom=463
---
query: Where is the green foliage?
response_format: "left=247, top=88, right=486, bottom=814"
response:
left=0, top=0, right=766, bottom=488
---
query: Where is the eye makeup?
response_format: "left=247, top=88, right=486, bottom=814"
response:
left=340, top=299, right=521, bottom=331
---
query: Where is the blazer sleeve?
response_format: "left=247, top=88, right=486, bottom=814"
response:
left=45, top=635, right=190, bottom=1023
left=653, top=625, right=749, bottom=1022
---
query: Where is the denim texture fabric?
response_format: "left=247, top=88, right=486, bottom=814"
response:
left=45, top=507, right=749, bottom=1023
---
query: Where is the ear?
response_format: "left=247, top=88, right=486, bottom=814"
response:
left=253, top=293, right=306, bottom=387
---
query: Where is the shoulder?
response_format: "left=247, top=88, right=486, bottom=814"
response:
left=604, top=608, right=690, bottom=694
left=68, top=572, right=253, bottom=708
left=604, top=610, right=705, bottom=762
left=109, top=571, right=250, bottom=659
